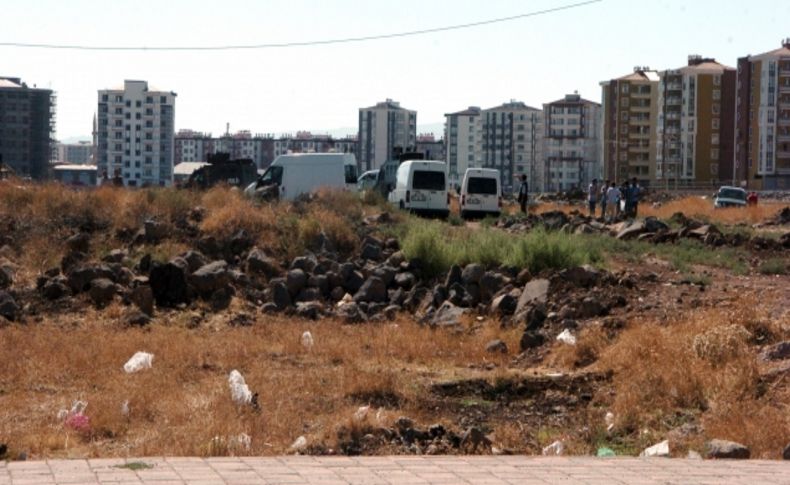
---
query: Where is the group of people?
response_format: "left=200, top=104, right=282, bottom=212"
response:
left=588, top=177, right=641, bottom=221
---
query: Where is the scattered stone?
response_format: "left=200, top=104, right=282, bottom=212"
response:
left=246, top=248, right=280, bottom=278
left=431, top=301, right=466, bottom=327
left=124, top=309, right=151, bottom=326
left=461, top=264, right=485, bottom=285
left=360, top=243, right=382, bottom=261
left=354, top=276, right=388, bottom=303
left=290, top=255, right=317, bottom=273
left=286, top=269, right=308, bottom=297
left=542, top=440, right=564, bottom=456
left=515, top=279, right=549, bottom=317
left=556, top=329, right=577, bottom=345
left=520, top=330, right=545, bottom=351
left=102, top=249, right=127, bottom=264
left=190, top=261, right=230, bottom=296
left=0, top=291, right=19, bottom=321
left=144, top=219, right=168, bottom=243
left=560, top=265, right=600, bottom=288
left=459, top=427, right=492, bottom=453
left=130, top=285, right=154, bottom=316
left=42, top=276, right=69, bottom=300
left=444, top=265, right=462, bottom=288
left=0, top=264, right=12, bottom=289
left=394, top=272, right=415, bottom=290
left=66, top=233, right=91, bottom=254
left=491, top=292, right=518, bottom=316
left=295, top=301, right=323, bottom=320
left=760, top=341, right=790, bottom=362
left=271, top=281, right=292, bottom=310
left=338, top=301, right=367, bottom=323
left=640, top=440, right=670, bottom=457
left=485, top=339, right=508, bottom=354
left=89, top=278, right=117, bottom=307
left=180, top=250, right=208, bottom=273
left=616, top=220, right=647, bottom=240
left=705, top=439, right=750, bottom=459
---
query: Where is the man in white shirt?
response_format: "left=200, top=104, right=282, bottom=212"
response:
left=605, top=182, right=621, bottom=222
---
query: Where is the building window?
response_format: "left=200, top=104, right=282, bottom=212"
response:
left=713, top=75, right=721, bottom=86
left=712, top=104, right=720, bottom=115
left=711, top=148, right=719, bottom=160
left=160, top=96, right=167, bottom=104
left=712, top=118, right=720, bottom=130
left=712, top=89, right=721, bottom=100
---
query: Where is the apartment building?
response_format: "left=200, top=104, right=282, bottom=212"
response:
left=175, top=130, right=214, bottom=164
left=56, top=141, right=93, bottom=165
left=96, top=80, right=176, bottom=187
left=600, top=68, right=660, bottom=185
left=416, top=133, right=445, bottom=162
left=0, top=77, right=56, bottom=180
left=735, top=39, right=790, bottom=190
left=358, top=99, right=416, bottom=171
left=543, top=93, right=602, bottom=192
left=481, top=101, right=543, bottom=193
left=656, top=56, right=736, bottom=186
left=445, top=107, right=482, bottom=188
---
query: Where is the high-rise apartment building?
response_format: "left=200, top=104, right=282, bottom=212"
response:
left=543, top=93, right=602, bottom=191
left=481, top=101, right=543, bottom=193
left=656, top=56, right=736, bottom=186
left=0, top=77, right=56, bottom=180
left=445, top=107, right=482, bottom=188
left=358, top=99, right=416, bottom=171
left=735, top=39, right=790, bottom=190
left=600, top=68, right=660, bottom=184
left=416, top=133, right=445, bottom=162
left=96, top=80, right=176, bottom=187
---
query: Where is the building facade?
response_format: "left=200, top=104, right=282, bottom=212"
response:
left=416, top=133, right=445, bottom=161
left=96, top=80, right=176, bottom=187
left=358, top=99, right=417, bottom=171
left=481, top=101, right=543, bottom=193
left=656, top=56, right=736, bottom=187
left=600, top=68, right=660, bottom=185
left=445, top=107, right=482, bottom=188
left=0, top=77, right=56, bottom=180
left=543, top=93, right=602, bottom=192
left=735, top=39, right=790, bottom=190
left=55, top=141, right=93, bottom=165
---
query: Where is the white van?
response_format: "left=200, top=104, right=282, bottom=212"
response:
left=460, top=168, right=501, bottom=219
left=245, top=153, right=358, bottom=201
left=388, top=160, right=449, bottom=218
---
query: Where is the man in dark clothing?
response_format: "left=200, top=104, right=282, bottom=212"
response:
left=517, top=175, right=529, bottom=214
left=629, top=177, right=641, bottom=217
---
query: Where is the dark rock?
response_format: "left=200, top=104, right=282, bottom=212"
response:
left=486, top=339, right=508, bottom=354
left=783, top=442, right=790, bottom=460
left=209, top=286, right=232, bottom=311
left=394, top=272, right=416, bottom=290
left=371, top=266, right=396, bottom=288
left=271, top=281, right=292, bottom=310
left=445, top=265, right=463, bottom=288
left=516, top=269, right=532, bottom=285
left=60, top=251, right=86, bottom=273
left=403, top=286, right=430, bottom=312
left=124, top=309, right=151, bottom=326
left=130, top=285, right=154, bottom=316
left=577, top=297, right=607, bottom=319
left=261, top=302, right=279, bottom=314
left=190, top=261, right=230, bottom=296
left=330, top=286, right=346, bottom=302
left=308, top=274, right=330, bottom=296
left=428, top=424, right=446, bottom=438
left=41, top=276, right=69, bottom=300
left=89, top=278, right=117, bottom=307
left=387, top=250, right=406, bottom=267
left=0, top=265, right=12, bottom=289
left=66, top=233, right=91, bottom=253
left=560, top=265, right=600, bottom=288
left=246, top=248, right=281, bottom=278
left=461, top=264, right=485, bottom=285
left=491, top=292, right=518, bottom=316
left=431, top=301, right=466, bottom=327
left=0, top=291, right=19, bottom=321
left=67, top=265, right=115, bottom=294
left=705, top=439, right=750, bottom=459
left=760, top=341, right=790, bottom=362
left=524, top=305, right=547, bottom=331
left=342, top=270, right=366, bottom=294
left=144, top=219, right=168, bottom=242
left=102, top=249, right=127, bottom=264
left=296, top=287, right=322, bottom=303
left=644, top=216, right=669, bottom=233
left=229, top=229, right=254, bottom=256
left=360, top=243, right=382, bottom=261
left=295, top=301, right=323, bottom=320
left=197, top=236, right=221, bottom=256
left=149, top=259, right=191, bottom=307
left=479, top=272, right=507, bottom=300
left=181, top=250, right=208, bottom=273
left=338, top=302, right=367, bottom=323
left=290, top=255, right=318, bottom=273
left=514, top=278, right=549, bottom=317
left=520, top=330, right=545, bottom=350
left=383, top=305, right=401, bottom=319
left=354, top=276, right=388, bottom=303
left=137, top=253, right=153, bottom=273
left=286, top=269, right=308, bottom=297
left=432, top=284, right=448, bottom=307
left=616, top=220, right=647, bottom=240
left=540, top=211, right=569, bottom=230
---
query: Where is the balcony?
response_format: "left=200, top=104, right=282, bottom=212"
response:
left=666, top=97, right=682, bottom=105
left=666, top=83, right=682, bottom=91
left=780, top=84, right=790, bottom=93
left=666, top=112, right=681, bottom=120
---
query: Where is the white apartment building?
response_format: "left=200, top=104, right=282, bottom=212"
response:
left=56, top=141, right=93, bottom=165
left=96, top=80, right=176, bottom=187
left=481, top=101, right=543, bottom=193
left=543, top=93, right=602, bottom=191
left=358, top=99, right=416, bottom=171
left=445, top=107, right=482, bottom=188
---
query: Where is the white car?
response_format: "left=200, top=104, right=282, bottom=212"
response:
left=713, top=186, right=747, bottom=208
left=388, top=160, right=449, bottom=218
left=459, top=168, right=501, bottom=219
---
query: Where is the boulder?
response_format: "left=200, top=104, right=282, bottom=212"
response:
left=479, top=272, right=508, bottom=301
left=761, top=341, right=790, bottom=362
left=41, top=276, right=69, bottom=300
left=616, top=220, right=646, bottom=240
left=290, top=255, right=318, bottom=273
left=286, top=269, right=308, bottom=297
left=130, top=285, right=154, bottom=316
left=67, top=265, right=115, bottom=294
left=307, top=274, right=330, bottom=296
left=229, top=229, right=254, bottom=256
left=354, top=277, right=388, bottom=303
left=640, top=440, right=670, bottom=458
left=102, top=249, right=127, bottom=264
left=577, top=297, right=608, bottom=319
left=394, top=272, right=416, bottom=290
left=296, top=287, right=322, bottom=303
left=144, top=219, right=168, bottom=242
left=0, top=291, right=19, bottom=321
left=360, top=243, right=382, bottom=261
left=246, top=248, right=281, bottom=278
left=461, top=264, right=485, bottom=285
left=444, top=265, right=463, bottom=288
left=486, top=339, right=508, bottom=354
left=338, top=301, right=367, bottom=323
left=66, top=233, right=91, bottom=254
left=89, top=278, right=117, bottom=307
left=524, top=305, right=547, bottom=330
left=0, top=264, right=12, bottom=289
left=190, top=261, right=230, bottom=296
left=271, top=280, right=292, bottom=310
left=295, top=301, right=323, bottom=320
left=514, top=278, right=549, bottom=317
left=644, top=216, right=669, bottom=233
left=560, top=265, right=600, bottom=288
left=520, top=330, right=545, bottom=351
left=431, top=301, right=466, bottom=327
left=491, top=292, right=518, bottom=316
left=209, top=286, right=232, bottom=311
left=180, top=250, right=208, bottom=273
left=149, top=259, right=191, bottom=307
left=371, top=266, right=396, bottom=288
left=705, top=439, right=750, bottom=459
left=342, top=270, right=365, bottom=294
left=124, top=309, right=151, bottom=326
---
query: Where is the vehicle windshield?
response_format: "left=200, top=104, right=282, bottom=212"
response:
left=467, top=177, right=497, bottom=195
left=258, top=165, right=283, bottom=186
left=412, top=170, right=445, bottom=191
left=718, top=188, right=746, bottom=200
left=344, top=164, right=358, bottom=184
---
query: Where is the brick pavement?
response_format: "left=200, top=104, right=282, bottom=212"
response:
left=0, top=456, right=789, bottom=485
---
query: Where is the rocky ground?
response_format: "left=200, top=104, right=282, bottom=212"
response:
left=0, top=185, right=789, bottom=460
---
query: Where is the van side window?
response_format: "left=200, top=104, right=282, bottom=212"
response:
left=258, top=166, right=283, bottom=187
left=344, top=165, right=358, bottom=184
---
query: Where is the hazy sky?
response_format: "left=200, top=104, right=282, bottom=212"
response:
left=2, top=0, right=789, bottom=140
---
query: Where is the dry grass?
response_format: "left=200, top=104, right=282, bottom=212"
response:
left=0, top=303, right=521, bottom=459
left=593, top=296, right=790, bottom=458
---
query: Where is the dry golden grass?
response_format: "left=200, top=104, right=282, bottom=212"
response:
left=0, top=303, right=522, bottom=459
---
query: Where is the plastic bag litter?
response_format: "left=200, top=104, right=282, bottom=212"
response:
left=605, top=411, right=615, bottom=432
left=231, top=433, right=252, bottom=451
left=640, top=440, right=670, bottom=457
left=228, top=369, right=253, bottom=405
left=290, top=435, right=307, bottom=452
left=301, top=331, right=314, bottom=350
left=123, top=351, right=154, bottom=373
left=542, top=440, right=564, bottom=456
left=121, top=400, right=130, bottom=417
left=354, top=405, right=370, bottom=421
left=556, top=329, right=577, bottom=345
left=336, top=293, right=353, bottom=308
left=57, top=400, right=87, bottom=421
left=597, top=447, right=616, bottom=457
left=58, top=400, right=90, bottom=433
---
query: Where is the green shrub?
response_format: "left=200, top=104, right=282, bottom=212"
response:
left=758, top=258, right=788, bottom=275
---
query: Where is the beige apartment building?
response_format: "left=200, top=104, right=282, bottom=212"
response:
left=656, top=56, right=736, bottom=187
left=481, top=101, right=543, bottom=193
left=357, top=99, right=416, bottom=172
left=735, top=39, right=790, bottom=190
left=600, top=68, right=660, bottom=185
left=445, top=106, right=482, bottom=188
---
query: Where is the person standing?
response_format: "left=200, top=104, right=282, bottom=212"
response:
left=599, top=179, right=609, bottom=219
left=606, top=182, right=621, bottom=222
left=517, top=174, right=529, bottom=214
left=629, top=177, right=641, bottom=217
left=587, top=179, right=598, bottom=217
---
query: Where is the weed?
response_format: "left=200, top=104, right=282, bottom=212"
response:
left=758, top=258, right=788, bottom=275
left=115, top=462, right=153, bottom=471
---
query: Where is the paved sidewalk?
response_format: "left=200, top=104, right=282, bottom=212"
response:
left=1, top=456, right=789, bottom=485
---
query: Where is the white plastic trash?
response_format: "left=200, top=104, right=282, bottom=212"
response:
left=640, top=440, right=670, bottom=457
left=228, top=369, right=253, bottom=405
left=336, top=293, right=353, bottom=308
left=605, top=411, right=615, bottom=432
left=57, top=400, right=88, bottom=421
left=301, top=331, right=314, bottom=350
left=353, top=405, right=370, bottom=421
left=290, top=435, right=308, bottom=451
left=123, top=351, right=154, bottom=373
left=542, top=440, right=564, bottom=456
left=556, top=329, right=577, bottom=345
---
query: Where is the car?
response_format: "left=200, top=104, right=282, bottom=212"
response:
left=713, top=186, right=747, bottom=208
left=388, top=160, right=449, bottom=218
left=459, top=168, right=501, bottom=219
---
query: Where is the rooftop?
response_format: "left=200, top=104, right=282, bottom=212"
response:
left=445, top=106, right=482, bottom=116
left=547, top=93, right=600, bottom=106
left=484, top=100, right=540, bottom=112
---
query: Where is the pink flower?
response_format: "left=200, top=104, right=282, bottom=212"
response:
left=64, top=413, right=91, bottom=434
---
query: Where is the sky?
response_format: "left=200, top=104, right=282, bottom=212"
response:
left=2, top=0, right=789, bottom=141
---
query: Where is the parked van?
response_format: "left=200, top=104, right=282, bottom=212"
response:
left=357, top=169, right=379, bottom=191
left=245, top=153, right=358, bottom=201
left=459, top=168, right=501, bottom=219
left=388, top=160, right=449, bottom=218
